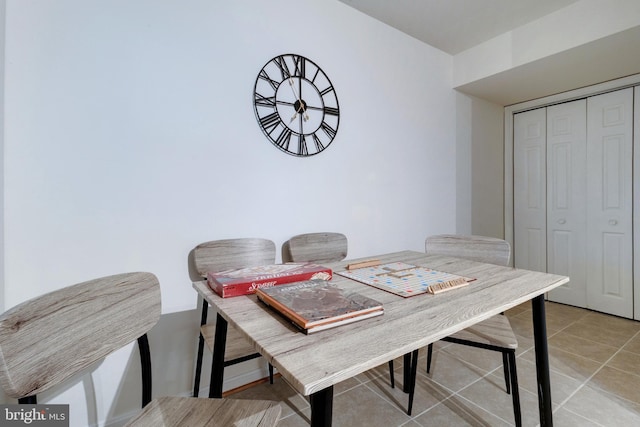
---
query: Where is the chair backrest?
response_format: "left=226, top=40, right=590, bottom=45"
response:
left=0, top=272, right=161, bottom=400
left=193, top=238, right=276, bottom=277
left=425, top=234, right=511, bottom=266
left=283, top=232, right=348, bottom=263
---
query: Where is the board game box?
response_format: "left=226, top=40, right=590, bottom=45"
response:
left=256, top=279, right=384, bottom=334
left=337, top=262, right=474, bottom=297
left=207, top=263, right=332, bottom=298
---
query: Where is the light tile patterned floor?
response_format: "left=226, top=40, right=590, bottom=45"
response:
left=230, top=302, right=640, bottom=426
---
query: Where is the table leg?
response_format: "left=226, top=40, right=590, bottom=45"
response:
left=208, top=313, right=227, bottom=398
left=402, top=353, right=412, bottom=393
left=532, top=295, right=553, bottom=426
left=310, top=386, right=333, bottom=427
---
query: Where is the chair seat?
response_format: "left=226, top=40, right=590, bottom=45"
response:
left=447, top=314, right=517, bottom=349
left=201, top=323, right=258, bottom=361
left=125, top=396, right=281, bottom=427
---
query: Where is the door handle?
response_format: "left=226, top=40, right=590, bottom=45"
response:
left=557, top=219, right=566, bottom=224
left=609, top=219, right=618, bottom=226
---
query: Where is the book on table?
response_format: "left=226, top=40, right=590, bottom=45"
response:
left=256, top=279, right=384, bottom=334
left=207, top=263, right=332, bottom=298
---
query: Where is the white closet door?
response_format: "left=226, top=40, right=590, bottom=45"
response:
left=635, top=86, right=640, bottom=321
left=514, top=108, right=546, bottom=272
left=546, top=100, right=587, bottom=307
left=586, top=88, right=633, bottom=318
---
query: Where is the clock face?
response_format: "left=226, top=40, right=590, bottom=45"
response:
left=253, top=54, right=340, bottom=157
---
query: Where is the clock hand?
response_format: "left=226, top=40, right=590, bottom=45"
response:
left=288, top=77, right=309, bottom=122
left=289, top=103, right=308, bottom=123
left=299, top=77, right=310, bottom=122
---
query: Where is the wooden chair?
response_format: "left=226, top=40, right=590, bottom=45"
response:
left=0, top=272, right=281, bottom=427
left=192, top=238, right=276, bottom=398
left=413, top=234, right=521, bottom=425
left=285, top=232, right=404, bottom=406
left=282, top=232, right=348, bottom=263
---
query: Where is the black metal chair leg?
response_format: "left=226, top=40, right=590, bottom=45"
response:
left=193, top=299, right=208, bottom=397
left=502, top=352, right=511, bottom=394
left=209, top=314, right=227, bottom=398
left=508, top=350, right=522, bottom=427
left=193, top=332, right=205, bottom=397
left=137, top=334, right=152, bottom=408
left=269, top=363, right=274, bottom=384
left=426, top=343, right=434, bottom=373
left=388, top=360, right=395, bottom=388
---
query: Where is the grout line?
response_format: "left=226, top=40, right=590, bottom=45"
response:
left=558, top=406, right=607, bottom=426
left=420, top=347, right=531, bottom=425
left=541, top=315, right=640, bottom=415
left=269, top=304, right=638, bottom=426
left=359, top=380, right=427, bottom=421
left=416, top=305, right=639, bottom=426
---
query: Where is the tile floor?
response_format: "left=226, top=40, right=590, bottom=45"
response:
left=231, top=301, right=640, bottom=426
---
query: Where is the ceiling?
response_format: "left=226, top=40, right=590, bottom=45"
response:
left=338, top=0, right=580, bottom=55
left=338, top=0, right=640, bottom=105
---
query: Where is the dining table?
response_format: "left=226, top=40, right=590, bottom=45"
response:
left=192, top=250, right=569, bottom=426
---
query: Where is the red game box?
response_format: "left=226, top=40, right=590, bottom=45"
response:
left=207, top=263, right=333, bottom=298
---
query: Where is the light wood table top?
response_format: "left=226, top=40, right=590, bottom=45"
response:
left=193, top=250, right=569, bottom=398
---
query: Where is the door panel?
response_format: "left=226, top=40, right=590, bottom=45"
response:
left=514, top=109, right=546, bottom=272
left=586, top=88, right=633, bottom=318
left=635, top=86, right=640, bottom=321
left=547, top=100, right=587, bottom=307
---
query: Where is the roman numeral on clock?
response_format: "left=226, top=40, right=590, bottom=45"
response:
left=292, top=56, right=306, bottom=78
left=258, top=70, right=280, bottom=91
left=324, top=106, right=339, bottom=116
left=312, top=134, right=325, bottom=152
left=255, top=93, right=276, bottom=108
left=320, top=86, right=334, bottom=96
left=275, top=127, right=293, bottom=150
left=259, top=112, right=280, bottom=134
left=274, top=56, right=291, bottom=80
left=298, top=134, right=308, bottom=156
left=320, top=121, right=337, bottom=139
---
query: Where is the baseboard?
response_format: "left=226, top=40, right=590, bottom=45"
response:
left=223, top=373, right=282, bottom=397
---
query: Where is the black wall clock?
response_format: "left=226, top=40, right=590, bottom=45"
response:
left=253, top=54, right=340, bottom=157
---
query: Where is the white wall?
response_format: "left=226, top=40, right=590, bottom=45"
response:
left=453, top=0, right=640, bottom=106
left=455, top=94, right=504, bottom=238
left=454, top=0, right=640, bottom=88
left=2, top=0, right=457, bottom=425
left=455, top=93, right=472, bottom=235
left=0, top=0, right=5, bottom=315
left=470, top=97, right=503, bottom=238
left=4, top=0, right=455, bottom=313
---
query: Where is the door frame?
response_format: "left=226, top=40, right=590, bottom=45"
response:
left=504, top=72, right=640, bottom=319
